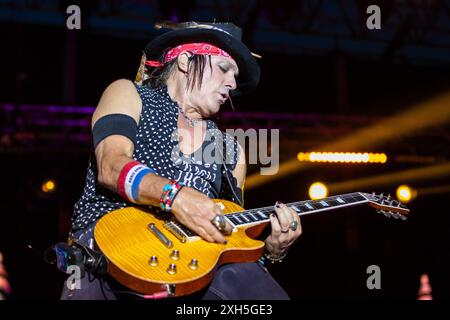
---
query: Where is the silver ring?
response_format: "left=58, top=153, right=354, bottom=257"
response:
left=289, top=220, right=298, bottom=231
left=211, top=214, right=226, bottom=231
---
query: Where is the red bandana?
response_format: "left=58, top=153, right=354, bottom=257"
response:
left=145, top=42, right=234, bottom=68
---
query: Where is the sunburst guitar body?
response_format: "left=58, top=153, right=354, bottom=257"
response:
left=94, top=199, right=265, bottom=297
left=94, top=192, right=409, bottom=297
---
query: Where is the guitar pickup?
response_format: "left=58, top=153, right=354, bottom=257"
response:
left=148, top=223, right=173, bottom=248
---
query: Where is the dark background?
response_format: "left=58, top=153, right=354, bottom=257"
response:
left=1, top=0, right=449, bottom=300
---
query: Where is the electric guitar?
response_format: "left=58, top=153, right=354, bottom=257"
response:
left=94, top=192, right=409, bottom=297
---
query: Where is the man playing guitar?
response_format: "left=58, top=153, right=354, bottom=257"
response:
left=61, top=22, right=302, bottom=300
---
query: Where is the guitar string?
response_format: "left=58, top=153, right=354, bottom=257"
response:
left=226, top=193, right=367, bottom=225
left=229, top=192, right=363, bottom=217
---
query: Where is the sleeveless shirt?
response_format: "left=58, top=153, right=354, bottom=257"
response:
left=71, top=84, right=242, bottom=231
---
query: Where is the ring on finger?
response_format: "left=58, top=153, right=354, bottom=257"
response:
left=289, top=220, right=298, bottom=231
left=211, top=214, right=226, bottom=232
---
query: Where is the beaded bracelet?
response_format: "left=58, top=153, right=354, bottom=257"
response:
left=263, top=249, right=289, bottom=264
left=159, top=180, right=184, bottom=212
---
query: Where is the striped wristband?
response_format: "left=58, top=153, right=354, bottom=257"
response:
left=117, top=160, right=156, bottom=203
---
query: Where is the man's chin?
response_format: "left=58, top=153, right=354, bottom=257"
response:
left=206, top=103, right=221, bottom=116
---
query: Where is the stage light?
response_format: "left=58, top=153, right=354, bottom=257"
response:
left=297, top=152, right=387, bottom=163
left=42, top=179, right=56, bottom=193
left=396, top=185, right=416, bottom=203
left=309, top=182, right=328, bottom=200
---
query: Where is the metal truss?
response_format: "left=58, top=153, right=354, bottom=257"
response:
left=1, top=103, right=449, bottom=165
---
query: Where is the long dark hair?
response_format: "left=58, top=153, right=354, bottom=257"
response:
left=144, top=50, right=212, bottom=92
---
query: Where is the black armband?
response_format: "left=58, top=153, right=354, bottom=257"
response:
left=92, top=114, right=138, bottom=148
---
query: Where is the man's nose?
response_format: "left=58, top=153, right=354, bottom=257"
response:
left=225, top=75, right=237, bottom=90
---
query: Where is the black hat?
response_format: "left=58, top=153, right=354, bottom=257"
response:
left=144, top=21, right=260, bottom=96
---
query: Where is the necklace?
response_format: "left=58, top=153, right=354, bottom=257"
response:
left=178, top=106, right=203, bottom=127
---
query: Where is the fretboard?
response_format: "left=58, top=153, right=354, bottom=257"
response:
left=225, top=192, right=369, bottom=228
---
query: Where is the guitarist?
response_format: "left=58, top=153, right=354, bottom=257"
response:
left=61, top=22, right=302, bottom=300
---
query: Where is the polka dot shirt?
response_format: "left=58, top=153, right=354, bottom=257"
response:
left=71, top=84, right=241, bottom=231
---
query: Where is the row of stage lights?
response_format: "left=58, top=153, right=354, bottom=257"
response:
left=41, top=151, right=387, bottom=193
left=298, top=151, right=414, bottom=202
left=309, top=182, right=417, bottom=203
left=42, top=177, right=416, bottom=203
left=298, top=152, right=387, bottom=163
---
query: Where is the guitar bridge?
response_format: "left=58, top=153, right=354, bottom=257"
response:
left=163, top=221, right=189, bottom=243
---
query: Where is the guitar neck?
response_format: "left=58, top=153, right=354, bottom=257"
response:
left=170, top=191, right=408, bottom=239
left=225, top=192, right=370, bottom=228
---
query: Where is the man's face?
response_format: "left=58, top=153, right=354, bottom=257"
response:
left=189, top=55, right=239, bottom=117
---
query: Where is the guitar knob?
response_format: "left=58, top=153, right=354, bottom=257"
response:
left=391, top=212, right=399, bottom=219
left=189, top=259, right=199, bottom=270
left=149, top=256, right=158, bottom=266
left=167, top=263, right=177, bottom=275
left=170, top=249, right=180, bottom=260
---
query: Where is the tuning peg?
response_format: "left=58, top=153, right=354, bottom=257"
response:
left=378, top=209, right=390, bottom=218
left=387, top=193, right=392, bottom=200
left=378, top=209, right=407, bottom=221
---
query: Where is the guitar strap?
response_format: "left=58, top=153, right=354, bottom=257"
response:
left=218, top=131, right=243, bottom=207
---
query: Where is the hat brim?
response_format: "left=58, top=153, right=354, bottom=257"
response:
left=144, top=28, right=260, bottom=96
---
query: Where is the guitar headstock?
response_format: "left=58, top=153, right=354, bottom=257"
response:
left=361, top=192, right=410, bottom=220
